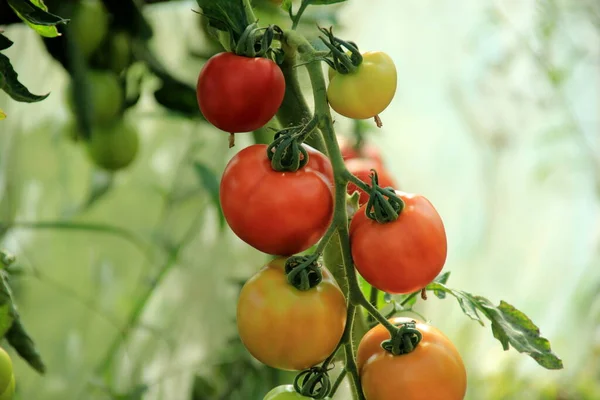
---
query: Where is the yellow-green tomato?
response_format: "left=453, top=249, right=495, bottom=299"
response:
left=66, top=70, right=124, bottom=125
left=237, top=258, right=347, bottom=371
left=0, top=348, right=13, bottom=394
left=264, top=385, right=314, bottom=400
left=0, top=375, right=14, bottom=400
left=86, top=119, right=139, bottom=171
left=68, top=0, right=109, bottom=59
left=327, top=52, right=397, bottom=120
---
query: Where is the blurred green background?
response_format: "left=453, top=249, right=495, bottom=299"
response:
left=0, top=0, right=599, bottom=399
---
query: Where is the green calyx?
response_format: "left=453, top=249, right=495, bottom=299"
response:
left=293, top=366, right=332, bottom=399
left=285, top=255, right=322, bottom=291
left=267, top=117, right=318, bottom=172
left=365, top=170, right=404, bottom=223
left=234, top=22, right=284, bottom=62
left=381, top=320, right=423, bottom=356
left=318, top=26, right=362, bottom=75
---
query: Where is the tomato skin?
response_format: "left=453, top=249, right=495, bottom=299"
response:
left=338, top=135, right=383, bottom=166
left=346, top=158, right=396, bottom=206
left=264, top=385, right=314, bottom=399
left=358, top=317, right=467, bottom=400
left=69, top=0, right=109, bottom=59
left=237, top=258, right=347, bottom=371
left=327, top=52, right=397, bottom=120
left=197, top=53, right=285, bottom=133
left=220, top=144, right=333, bottom=255
left=85, top=119, right=139, bottom=171
left=349, top=191, right=447, bottom=294
left=66, top=70, right=124, bottom=125
left=0, top=348, right=12, bottom=395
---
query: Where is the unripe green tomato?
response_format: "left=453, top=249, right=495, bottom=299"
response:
left=327, top=51, right=397, bottom=120
left=0, top=375, right=14, bottom=400
left=85, top=119, right=139, bottom=171
left=264, top=385, right=327, bottom=399
left=66, top=70, right=124, bottom=125
left=0, top=348, right=13, bottom=394
left=68, top=0, right=110, bottom=59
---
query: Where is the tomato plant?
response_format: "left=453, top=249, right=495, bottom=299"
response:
left=220, top=144, right=333, bottom=255
left=0, top=348, right=12, bottom=395
left=327, top=52, right=397, bottom=120
left=196, top=53, right=286, bottom=134
left=358, top=317, right=467, bottom=400
left=349, top=190, right=447, bottom=294
left=85, top=119, right=139, bottom=171
left=237, top=258, right=347, bottom=371
left=345, top=158, right=396, bottom=205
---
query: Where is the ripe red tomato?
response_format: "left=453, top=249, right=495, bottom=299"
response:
left=337, top=135, right=383, bottom=166
left=358, top=317, right=467, bottom=400
left=220, top=144, right=333, bottom=255
left=349, top=191, right=447, bottom=294
left=237, top=258, right=347, bottom=371
left=196, top=53, right=285, bottom=133
left=345, top=158, right=396, bottom=206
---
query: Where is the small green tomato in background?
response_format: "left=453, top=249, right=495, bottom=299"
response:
left=93, top=31, right=133, bottom=74
left=0, top=375, right=14, bottom=400
left=86, top=119, right=139, bottom=172
left=0, top=348, right=13, bottom=395
left=327, top=51, right=397, bottom=120
left=66, top=70, right=124, bottom=125
left=264, top=385, right=329, bottom=400
left=68, top=0, right=110, bottom=59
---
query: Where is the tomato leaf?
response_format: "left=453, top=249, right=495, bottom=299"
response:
left=426, top=282, right=563, bottom=370
left=195, top=0, right=251, bottom=44
left=431, top=271, right=451, bottom=299
left=0, top=34, right=13, bottom=51
left=193, top=162, right=226, bottom=230
left=7, top=0, right=68, bottom=37
left=0, top=53, right=50, bottom=102
left=9, top=0, right=65, bottom=38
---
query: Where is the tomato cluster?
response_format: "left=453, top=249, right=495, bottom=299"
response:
left=196, top=25, right=464, bottom=398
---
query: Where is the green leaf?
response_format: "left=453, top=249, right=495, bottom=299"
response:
left=431, top=271, right=451, bottom=299
left=195, top=0, right=250, bottom=43
left=0, top=34, right=13, bottom=51
left=7, top=0, right=68, bottom=38
left=0, top=53, right=50, bottom=102
left=425, top=282, right=563, bottom=370
left=9, top=0, right=64, bottom=38
left=193, top=162, right=225, bottom=230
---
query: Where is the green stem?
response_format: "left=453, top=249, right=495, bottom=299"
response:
left=315, top=222, right=338, bottom=255
left=241, top=0, right=257, bottom=24
left=291, top=0, right=311, bottom=30
left=400, top=291, right=420, bottom=307
left=329, top=368, right=347, bottom=397
left=344, top=170, right=371, bottom=192
left=368, top=287, right=379, bottom=324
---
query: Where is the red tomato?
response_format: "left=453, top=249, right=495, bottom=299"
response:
left=346, top=158, right=397, bottom=206
left=337, top=135, right=383, bottom=166
left=237, top=258, right=347, bottom=371
left=349, top=191, right=447, bottom=294
left=220, top=144, right=334, bottom=255
left=197, top=53, right=285, bottom=133
left=358, top=317, right=467, bottom=400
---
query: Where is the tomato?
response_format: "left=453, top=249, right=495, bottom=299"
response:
left=358, top=317, right=467, bottom=400
left=220, top=144, right=333, bottom=255
left=0, top=348, right=12, bottom=395
left=305, top=144, right=334, bottom=188
left=345, top=158, right=396, bottom=206
left=94, top=31, right=132, bottom=74
left=237, top=258, right=347, bottom=371
left=264, top=385, right=314, bottom=400
left=68, top=0, right=109, bottom=59
left=197, top=53, right=285, bottom=133
left=349, top=191, right=447, bottom=294
left=0, top=375, right=14, bottom=400
left=66, top=70, right=124, bottom=125
left=85, top=119, right=139, bottom=171
left=327, top=52, right=397, bottom=120
left=338, top=135, right=383, bottom=166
